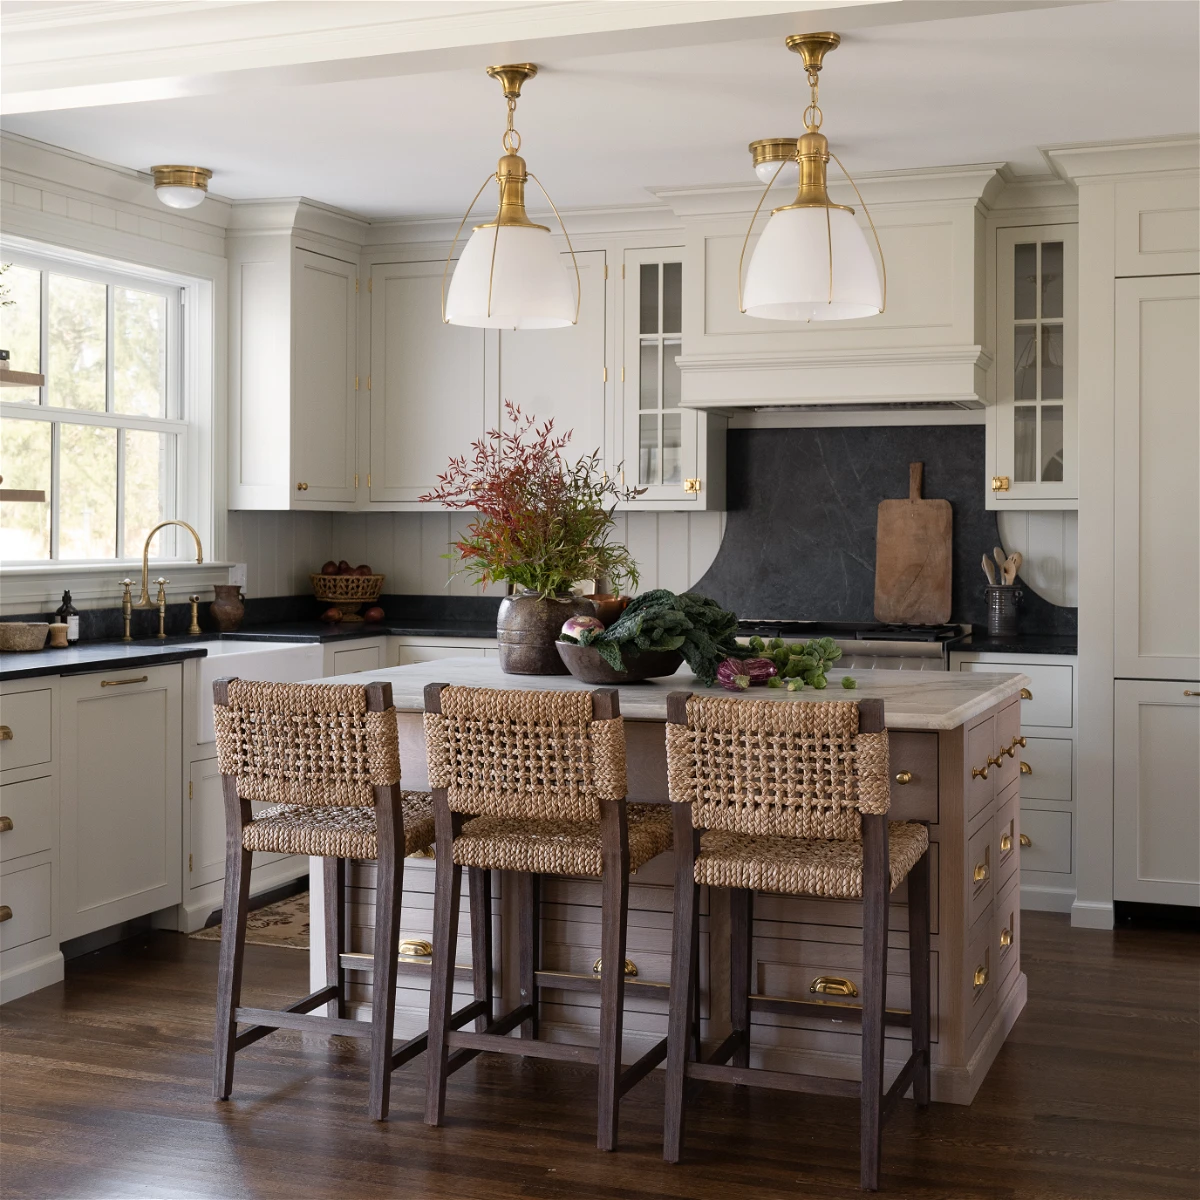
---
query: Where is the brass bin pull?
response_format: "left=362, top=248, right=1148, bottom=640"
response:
left=894, top=771, right=912, bottom=785
left=973, top=860, right=989, bottom=884
left=810, top=975, right=859, bottom=998
left=1019, top=833, right=1032, bottom=848
left=592, top=957, right=638, bottom=978
left=0, top=905, right=11, bottom=922
left=0, top=726, right=12, bottom=741
left=1020, top=687, right=1033, bottom=700
left=398, top=939, right=433, bottom=960
left=971, top=764, right=989, bottom=780
left=1020, top=761, right=1032, bottom=775
left=101, top=675, right=149, bottom=688
left=0, top=816, right=12, bottom=834
left=1000, top=833, right=1012, bottom=852
left=1000, top=928, right=1012, bottom=948
left=973, top=965, right=989, bottom=989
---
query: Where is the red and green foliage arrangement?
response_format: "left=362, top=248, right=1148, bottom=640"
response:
left=420, top=401, right=641, bottom=598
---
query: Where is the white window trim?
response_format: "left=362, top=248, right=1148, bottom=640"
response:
left=0, top=235, right=223, bottom=612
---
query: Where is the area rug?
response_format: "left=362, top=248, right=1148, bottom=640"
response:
left=191, top=891, right=309, bottom=949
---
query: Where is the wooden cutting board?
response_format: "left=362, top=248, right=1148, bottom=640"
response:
left=874, top=462, right=952, bottom=625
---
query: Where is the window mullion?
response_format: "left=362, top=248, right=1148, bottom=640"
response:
left=49, top=421, right=61, bottom=561
left=106, top=284, right=115, bottom=415
left=39, top=269, right=49, bottom=408
left=115, top=427, right=126, bottom=560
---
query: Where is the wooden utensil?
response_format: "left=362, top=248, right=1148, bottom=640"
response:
left=982, top=554, right=998, bottom=586
left=874, top=462, right=952, bottom=625
left=1002, top=550, right=1022, bottom=587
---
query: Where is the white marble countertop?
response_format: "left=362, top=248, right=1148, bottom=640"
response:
left=318, top=658, right=1032, bottom=731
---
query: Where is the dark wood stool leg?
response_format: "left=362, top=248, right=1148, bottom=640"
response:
left=907, top=843, right=932, bottom=1108
left=860, top=815, right=890, bottom=1192
left=690, top=895, right=702, bottom=1064
left=213, top=779, right=251, bottom=1102
left=468, top=866, right=493, bottom=1032
left=596, top=798, right=630, bottom=1152
left=368, top=789, right=403, bottom=1121
left=426, top=791, right=463, bottom=1127
left=517, top=871, right=540, bottom=1040
left=730, top=886, right=753, bottom=1073
left=324, top=856, right=346, bottom=1018
left=664, top=803, right=700, bottom=1164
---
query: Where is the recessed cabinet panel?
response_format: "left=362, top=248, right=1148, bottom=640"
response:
left=0, top=689, right=52, bottom=774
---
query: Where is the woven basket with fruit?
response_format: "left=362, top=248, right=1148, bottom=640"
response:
left=312, top=560, right=385, bottom=623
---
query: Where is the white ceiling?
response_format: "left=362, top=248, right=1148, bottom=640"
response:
left=2, top=0, right=1197, bottom=220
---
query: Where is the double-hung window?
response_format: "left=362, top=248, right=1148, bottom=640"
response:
left=1, top=252, right=188, bottom=562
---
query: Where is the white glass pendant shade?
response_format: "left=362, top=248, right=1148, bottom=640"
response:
left=155, top=185, right=206, bottom=209
left=743, top=204, right=882, bottom=321
left=755, top=158, right=799, bottom=187
left=445, top=223, right=574, bottom=329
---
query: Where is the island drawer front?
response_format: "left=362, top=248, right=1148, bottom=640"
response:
left=994, top=873, right=1020, bottom=999
left=1018, top=808, right=1073, bottom=874
left=0, top=776, right=53, bottom=864
left=957, top=661, right=1073, bottom=727
left=967, top=816, right=994, bottom=929
left=967, top=902, right=995, bottom=1043
left=992, top=700, right=1021, bottom=794
left=966, top=716, right=995, bottom=821
left=0, top=861, right=52, bottom=952
left=1020, top=736, right=1073, bottom=802
left=994, top=783, right=1020, bottom=894
left=888, top=731, right=938, bottom=822
left=754, top=934, right=940, bottom=1044
left=0, top=689, right=52, bottom=774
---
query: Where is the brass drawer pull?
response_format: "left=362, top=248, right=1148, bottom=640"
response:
left=810, top=975, right=858, bottom=998
left=1184, top=690, right=1199, bottom=697
left=0, top=905, right=11, bottom=922
left=1019, top=833, right=1031, bottom=848
left=101, top=675, right=149, bottom=687
left=0, top=816, right=12, bottom=833
left=1020, top=687, right=1032, bottom=700
left=1000, top=927, right=1012, bottom=948
left=973, top=965, right=989, bottom=989
left=971, top=764, right=989, bottom=780
left=973, top=860, right=989, bottom=884
left=1000, top=833, right=1012, bottom=852
left=1020, top=761, right=1032, bottom=775
left=593, top=957, right=638, bottom=978
left=398, top=939, right=432, bottom=960
left=894, top=771, right=912, bottom=785
left=0, top=726, right=12, bottom=741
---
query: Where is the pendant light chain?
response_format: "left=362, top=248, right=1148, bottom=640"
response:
left=803, top=68, right=823, bottom=133
left=503, top=96, right=522, bottom=154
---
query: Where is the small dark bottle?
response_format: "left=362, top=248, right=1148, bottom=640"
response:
left=55, top=589, right=80, bottom=643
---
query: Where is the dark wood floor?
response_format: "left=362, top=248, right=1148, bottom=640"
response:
left=1, top=912, right=1196, bottom=1200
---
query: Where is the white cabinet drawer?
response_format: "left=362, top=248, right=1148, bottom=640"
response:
left=0, top=776, right=53, bottom=863
left=0, top=689, right=52, bottom=773
left=395, top=645, right=488, bottom=666
left=1020, top=808, right=1072, bottom=874
left=0, top=862, right=52, bottom=951
left=958, top=661, right=1073, bottom=727
left=329, top=643, right=383, bottom=675
left=1020, top=737, right=1073, bottom=802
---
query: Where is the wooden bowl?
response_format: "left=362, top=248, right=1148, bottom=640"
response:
left=0, top=622, right=49, bottom=652
left=555, top=640, right=684, bottom=684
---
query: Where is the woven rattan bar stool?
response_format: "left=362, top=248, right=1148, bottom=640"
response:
left=422, top=683, right=674, bottom=1151
left=663, top=693, right=932, bottom=1192
left=211, top=677, right=491, bottom=1121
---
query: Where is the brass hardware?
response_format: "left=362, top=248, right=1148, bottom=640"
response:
left=150, top=165, right=212, bottom=194
left=1020, top=761, right=1032, bottom=775
left=991, top=475, right=1010, bottom=492
left=973, top=965, right=989, bottom=989
left=1014, top=735, right=1027, bottom=747
left=296, top=482, right=308, bottom=491
left=132, top=521, right=203, bottom=610
left=603, top=367, right=608, bottom=383
left=188, top=853, right=193, bottom=872
left=366, top=473, right=372, bottom=488
left=683, top=478, right=702, bottom=494
left=620, top=366, right=625, bottom=383
left=355, top=375, right=359, bottom=391
left=1001, top=742, right=1016, bottom=758
left=367, top=376, right=371, bottom=389
left=971, top=764, right=989, bottom=780
left=188, top=782, right=193, bottom=800
left=1000, top=927, right=1012, bottom=948
left=187, top=595, right=201, bottom=636
left=154, top=578, right=169, bottom=639
left=973, top=859, right=989, bottom=884
left=100, top=675, right=148, bottom=687
left=120, top=578, right=133, bottom=642
left=399, top=939, right=434, bottom=960
left=786, top=30, right=841, bottom=73
left=355, top=278, right=359, bottom=294
left=0, top=905, right=11, bottom=923
left=749, top=136, right=800, bottom=177
left=0, top=816, right=12, bottom=833
left=894, top=771, right=912, bottom=785
left=810, top=975, right=858, bottom=998
left=486, top=62, right=538, bottom=101
left=1019, top=833, right=1031, bottom=848
left=987, top=754, right=1003, bottom=769
left=0, top=726, right=11, bottom=741
left=368, top=277, right=372, bottom=293
left=1000, top=833, right=1012, bottom=852
left=592, top=957, right=638, bottom=978
left=354, top=473, right=359, bottom=489
left=1020, top=687, right=1032, bottom=700
left=1184, top=690, right=1200, bottom=697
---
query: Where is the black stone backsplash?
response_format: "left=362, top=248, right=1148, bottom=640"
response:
left=693, top=424, right=1077, bottom=636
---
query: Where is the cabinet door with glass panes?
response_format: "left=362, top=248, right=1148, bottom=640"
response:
left=988, top=225, right=1078, bottom=509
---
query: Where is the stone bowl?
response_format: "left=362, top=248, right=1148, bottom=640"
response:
left=555, top=640, right=684, bottom=685
left=0, top=622, right=49, bottom=652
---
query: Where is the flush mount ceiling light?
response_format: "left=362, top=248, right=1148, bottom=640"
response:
left=740, top=33, right=885, bottom=322
left=442, top=64, right=579, bottom=329
left=150, top=165, right=213, bottom=210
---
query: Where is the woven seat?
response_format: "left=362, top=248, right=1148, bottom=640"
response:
left=694, top=820, right=929, bottom=898
left=243, top=792, right=436, bottom=860
left=452, top=804, right=673, bottom=877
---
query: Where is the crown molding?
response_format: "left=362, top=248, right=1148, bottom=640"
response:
left=1044, top=135, right=1200, bottom=183
left=225, top=197, right=368, bottom=252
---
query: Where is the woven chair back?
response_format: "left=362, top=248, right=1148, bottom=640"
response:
left=665, top=696, right=890, bottom=840
left=423, top=685, right=627, bottom=821
left=214, top=679, right=401, bottom=808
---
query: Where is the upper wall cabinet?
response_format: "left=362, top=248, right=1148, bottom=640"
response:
left=368, top=259, right=496, bottom=508
left=1114, top=176, right=1200, bottom=277
left=987, top=224, right=1078, bottom=510
left=228, top=238, right=359, bottom=510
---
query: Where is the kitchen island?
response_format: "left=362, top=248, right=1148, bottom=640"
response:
left=307, top=659, right=1031, bottom=1105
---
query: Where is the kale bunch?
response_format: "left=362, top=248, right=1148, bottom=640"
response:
left=748, top=635, right=843, bottom=691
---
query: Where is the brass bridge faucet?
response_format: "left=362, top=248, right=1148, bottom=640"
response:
left=128, top=520, right=205, bottom=640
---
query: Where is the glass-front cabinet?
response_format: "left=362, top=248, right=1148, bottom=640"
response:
left=620, top=246, right=724, bottom=509
left=988, top=224, right=1078, bottom=509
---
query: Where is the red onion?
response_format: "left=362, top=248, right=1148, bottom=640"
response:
left=716, top=656, right=777, bottom=691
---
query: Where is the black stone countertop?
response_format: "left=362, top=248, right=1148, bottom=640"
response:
left=221, top=619, right=497, bottom=643
left=0, top=641, right=208, bottom=683
left=959, top=633, right=1077, bottom=656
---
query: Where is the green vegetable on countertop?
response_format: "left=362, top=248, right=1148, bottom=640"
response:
left=841, top=674, right=857, bottom=689
left=786, top=678, right=804, bottom=692
left=767, top=676, right=783, bottom=688
left=810, top=674, right=827, bottom=690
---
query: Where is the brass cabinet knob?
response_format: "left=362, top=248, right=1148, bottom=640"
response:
left=894, top=771, right=912, bottom=785
left=973, top=860, right=989, bottom=884
left=398, top=939, right=433, bottom=960
left=1001, top=743, right=1016, bottom=758
left=973, top=964, right=989, bottom=989
left=1000, top=927, right=1012, bottom=948
left=0, top=816, right=12, bottom=833
left=987, top=754, right=1003, bottom=768
left=1014, top=735, right=1027, bottom=747
left=1019, top=833, right=1032, bottom=848
left=296, top=482, right=309, bottom=491
left=0, top=905, right=11, bottom=922
left=593, top=957, right=638, bottom=977
left=1000, top=833, right=1012, bottom=852
left=972, top=764, right=989, bottom=780
left=0, top=726, right=12, bottom=741
left=1020, top=761, right=1032, bottom=775
left=810, top=975, right=859, bottom=997
left=1020, top=687, right=1033, bottom=700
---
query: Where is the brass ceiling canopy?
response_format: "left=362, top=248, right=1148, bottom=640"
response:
left=785, top=31, right=841, bottom=74
left=485, top=63, right=537, bottom=101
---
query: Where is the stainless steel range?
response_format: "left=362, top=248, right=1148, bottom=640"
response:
left=736, top=620, right=971, bottom=671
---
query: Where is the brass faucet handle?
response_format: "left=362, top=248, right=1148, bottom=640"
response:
left=154, top=577, right=169, bottom=601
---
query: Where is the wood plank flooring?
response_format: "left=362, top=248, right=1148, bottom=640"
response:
left=1, top=913, right=1196, bottom=1200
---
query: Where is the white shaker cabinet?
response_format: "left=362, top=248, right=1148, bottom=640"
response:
left=1114, top=680, right=1200, bottom=907
left=1112, top=273, right=1200, bottom=681
left=58, top=665, right=182, bottom=940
